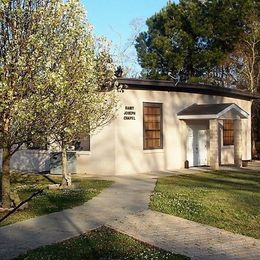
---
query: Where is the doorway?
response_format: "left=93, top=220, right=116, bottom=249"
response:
left=187, top=125, right=208, bottom=166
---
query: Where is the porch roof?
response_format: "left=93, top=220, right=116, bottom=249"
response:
left=177, top=103, right=249, bottom=120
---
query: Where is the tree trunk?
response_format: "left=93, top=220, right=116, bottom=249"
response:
left=1, top=146, right=11, bottom=208
left=252, top=100, right=260, bottom=158
left=252, top=134, right=257, bottom=158
left=61, top=143, right=71, bottom=187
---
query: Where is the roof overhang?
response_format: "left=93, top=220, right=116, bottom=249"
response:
left=177, top=103, right=249, bottom=120
left=117, top=78, right=260, bottom=101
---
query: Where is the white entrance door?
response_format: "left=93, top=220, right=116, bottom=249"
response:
left=187, top=125, right=208, bottom=166
left=197, top=129, right=208, bottom=166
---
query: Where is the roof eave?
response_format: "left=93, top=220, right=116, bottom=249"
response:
left=117, top=78, right=259, bottom=101
left=177, top=115, right=218, bottom=120
left=177, top=103, right=249, bottom=120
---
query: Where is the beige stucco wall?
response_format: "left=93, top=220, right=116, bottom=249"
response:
left=0, top=149, right=50, bottom=173
left=75, top=89, right=251, bottom=175
left=75, top=120, right=116, bottom=175
left=114, top=90, right=187, bottom=174
left=3, top=88, right=252, bottom=175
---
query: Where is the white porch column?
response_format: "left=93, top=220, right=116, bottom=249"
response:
left=209, top=119, right=219, bottom=170
left=234, top=119, right=242, bottom=167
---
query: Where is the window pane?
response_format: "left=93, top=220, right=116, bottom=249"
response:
left=143, top=103, right=163, bottom=149
left=26, top=140, right=48, bottom=150
left=223, top=120, right=234, bottom=146
left=69, top=135, right=90, bottom=151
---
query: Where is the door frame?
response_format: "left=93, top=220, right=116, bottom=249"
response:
left=187, top=124, right=209, bottom=167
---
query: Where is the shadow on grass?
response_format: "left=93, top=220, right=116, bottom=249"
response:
left=15, top=226, right=188, bottom=260
left=0, top=174, right=112, bottom=227
left=214, top=170, right=260, bottom=182
left=151, top=170, right=260, bottom=238
left=163, top=171, right=260, bottom=193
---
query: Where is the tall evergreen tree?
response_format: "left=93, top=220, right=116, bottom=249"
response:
left=135, top=0, right=257, bottom=83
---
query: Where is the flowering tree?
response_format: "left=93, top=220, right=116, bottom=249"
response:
left=39, top=1, right=118, bottom=187
left=47, top=37, right=118, bottom=187
left=0, top=0, right=117, bottom=208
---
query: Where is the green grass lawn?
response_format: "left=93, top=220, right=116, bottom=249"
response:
left=0, top=173, right=112, bottom=226
left=16, top=226, right=188, bottom=260
left=150, top=170, right=260, bottom=239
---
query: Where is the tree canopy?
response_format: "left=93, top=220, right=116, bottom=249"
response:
left=135, top=0, right=259, bottom=85
left=0, top=0, right=117, bottom=207
left=136, top=0, right=260, bottom=157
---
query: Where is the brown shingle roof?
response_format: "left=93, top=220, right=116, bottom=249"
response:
left=177, top=103, right=233, bottom=116
left=177, top=103, right=248, bottom=119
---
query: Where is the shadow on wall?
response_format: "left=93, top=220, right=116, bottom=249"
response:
left=158, top=92, right=224, bottom=169
left=50, top=152, right=76, bottom=175
left=116, top=92, right=143, bottom=174
left=178, top=94, right=225, bottom=167
left=75, top=120, right=116, bottom=175
left=168, top=92, right=226, bottom=169
left=116, top=89, right=226, bottom=173
left=0, top=149, right=50, bottom=173
left=117, top=90, right=166, bottom=174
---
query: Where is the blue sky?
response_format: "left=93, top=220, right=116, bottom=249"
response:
left=81, top=0, right=170, bottom=75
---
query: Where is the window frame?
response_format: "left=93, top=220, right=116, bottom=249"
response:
left=223, top=119, right=234, bottom=146
left=68, top=135, right=90, bottom=152
left=143, top=102, right=163, bottom=150
left=26, top=140, right=48, bottom=150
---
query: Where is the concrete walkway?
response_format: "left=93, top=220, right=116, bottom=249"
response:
left=109, top=210, right=260, bottom=260
left=0, top=176, right=156, bottom=259
left=0, top=170, right=259, bottom=260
